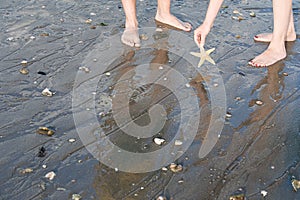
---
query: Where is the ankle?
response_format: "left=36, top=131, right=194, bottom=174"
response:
left=156, top=9, right=171, bottom=19
left=125, top=19, right=138, bottom=29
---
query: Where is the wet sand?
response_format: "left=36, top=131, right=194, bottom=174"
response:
left=0, top=0, right=300, bottom=199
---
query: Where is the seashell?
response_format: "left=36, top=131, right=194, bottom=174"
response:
left=229, top=194, right=245, bottom=200
left=20, top=168, right=33, bottom=174
left=233, top=10, right=240, bottom=14
left=260, top=190, right=268, bottom=197
left=282, top=72, right=288, bottom=76
left=156, top=196, right=167, bottom=200
left=170, top=163, right=183, bottom=173
left=19, top=68, right=29, bottom=75
left=72, top=194, right=82, bottom=200
left=85, top=19, right=92, bottom=24
left=68, top=138, right=76, bottom=143
left=21, top=60, right=28, bottom=66
left=154, top=137, right=165, bottom=145
left=79, top=66, right=90, bottom=73
left=45, top=171, right=56, bottom=180
left=255, top=100, right=263, bottom=106
left=37, top=127, right=55, bottom=136
left=42, top=88, right=53, bottom=97
left=40, top=33, right=49, bottom=37
left=140, top=34, right=149, bottom=40
left=175, top=140, right=183, bottom=146
left=292, top=178, right=300, bottom=191
left=250, top=11, right=256, bottom=17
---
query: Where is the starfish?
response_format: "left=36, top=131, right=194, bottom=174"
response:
left=190, top=46, right=216, bottom=67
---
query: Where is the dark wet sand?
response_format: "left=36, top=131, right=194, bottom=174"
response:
left=0, top=0, right=300, bottom=199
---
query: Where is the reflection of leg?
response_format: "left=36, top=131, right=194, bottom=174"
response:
left=249, top=0, right=292, bottom=67
left=254, top=10, right=296, bottom=42
left=121, top=0, right=140, bottom=47
left=155, top=0, right=192, bottom=32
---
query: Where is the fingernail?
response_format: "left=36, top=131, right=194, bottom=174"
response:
left=254, top=35, right=258, bottom=38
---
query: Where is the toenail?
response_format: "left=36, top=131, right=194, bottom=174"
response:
left=254, top=35, right=258, bottom=38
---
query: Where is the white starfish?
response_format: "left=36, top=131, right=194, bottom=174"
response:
left=190, top=46, right=216, bottom=67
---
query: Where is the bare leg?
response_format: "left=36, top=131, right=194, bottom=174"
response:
left=155, top=0, right=192, bottom=32
left=254, top=11, right=296, bottom=42
left=249, top=0, right=292, bottom=67
left=121, top=0, right=140, bottom=47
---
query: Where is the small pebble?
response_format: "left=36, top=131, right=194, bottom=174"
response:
left=282, top=72, right=288, bottom=76
left=140, top=34, right=149, bottom=40
left=161, top=167, right=168, bottom=171
left=235, top=96, right=242, bottom=101
left=90, top=12, right=96, bottom=16
left=45, top=171, right=56, bottom=180
left=42, top=165, right=47, bottom=169
left=157, top=196, right=167, bottom=200
left=7, top=37, right=14, bottom=41
left=37, top=146, right=46, bottom=157
left=105, top=72, right=111, bottom=76
left=57, top=187, right=66, bottom=191
left=42, top=88, right=53, bottom=97
left=185, top=83, right=191, bottom=88
left=158, top=66, right=163, bottom=70
left=233, top=10, right=240, bottom=14
left=154, top=137, right=165, bottom=145
left=30, top=36, right=36, bottom=40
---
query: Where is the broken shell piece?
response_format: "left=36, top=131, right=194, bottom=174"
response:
left=85, top=19, right=92, bottom=24
left=21, top=60, right=28, bottom=66
left=260, top=190, right=268, bottom=197
left=255, top=100, right=263, bottom=106
left=37, top=127, right=55, bottom=136
left=237, top=16, right=244, bottom=21
left=235, top=35, right=241, bottom=39
left=20, top=168, right=33, bottom=174
left=169, top=163, right=183, bottom=173
left=154, top=137, right=165, bottom=145
left=185, top=83, right=191, bottom=88
left=250, top=11, right=256, bottom=17
left=19, top=68, right=29, bottom=75
left=292, top=178, right=300, bottom=191
left=235, top=96, right=242, bottom=101
left=233, top=10, right=240, bottom=14
left=72, top=194, right=82, bottom=200
left=45, top=171, right=56, bottom=180
left=161, top=167, right=168, bottom=171
left=282, top=72, right=288, bottom=76
left=105, top=72, right=111, bottom=76
left=140, top=34, right=149, bottom=40
left=68, top=138, right=76, bottom=143
left=79, top=66, right=90, bottom=73
left=226, top=112, right=232, bottom=118
left=42, top=88, right=53, bottom=97
left=175, top=140, right=183, bottom=146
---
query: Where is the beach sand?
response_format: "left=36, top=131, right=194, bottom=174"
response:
left=0, top=0, right=299, bottom=199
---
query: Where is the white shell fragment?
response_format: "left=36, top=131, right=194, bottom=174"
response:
left=292, top=178, right=300, bottom=191
left=260, top=190, right=268, bottom=197
left=255, top=100, right=263, bottom=105
left=72, top=194, right=82, bottom=200
left=175, top=140, right=183, bottom=146
left=154, top=138, right=166, bottom=145
left=105, top=72, right=111, bottom=76
left=85, top=19, right=92, bottom=24
left=45, top=171, right=56, bottom=180
left=169, top=163, right=183, bottom=173
left=20, top=168, right=33, bottom=174
left=68, top=138, right=76, bottom=143
left=42, top=88, right=53, bottom=97
left=79, top=66, right=90, bottom=73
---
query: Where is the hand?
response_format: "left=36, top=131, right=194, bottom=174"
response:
left=194, top=24, right=211, bottom=47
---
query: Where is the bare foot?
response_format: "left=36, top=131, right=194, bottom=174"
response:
left=248, top=46, right=287, bottom=68
left=254, top=32, right=296, bottom=42
left=121, top=28, right=141, bottom=47
left=155, top=13, right=192, bottom=32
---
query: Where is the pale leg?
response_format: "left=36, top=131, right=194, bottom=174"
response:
left=254, top=11, right=296, bottom=42
left=155, top=0, right=192, bottom=32
left=121, top=0, right=140, bottom=47
left=249, top=0, right=292, bottom=67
